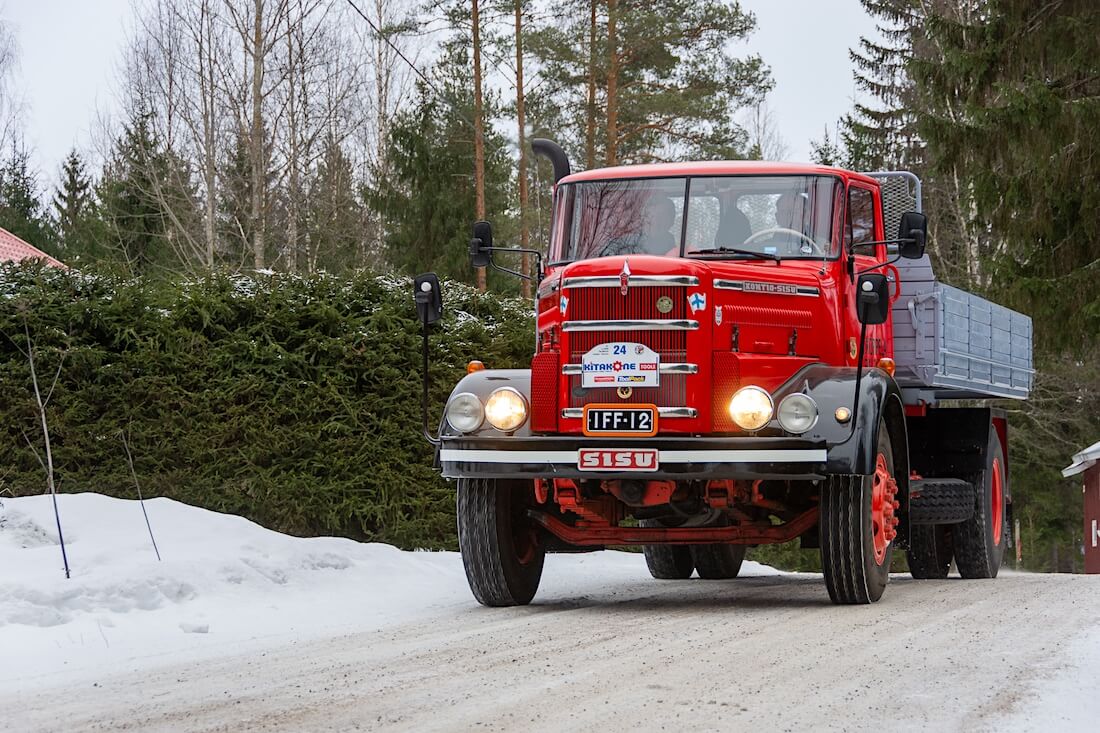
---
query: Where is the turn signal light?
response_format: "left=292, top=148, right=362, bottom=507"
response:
left=467, top=360, right=486, bottom=374
left=876, top=358, right=896, bottom=377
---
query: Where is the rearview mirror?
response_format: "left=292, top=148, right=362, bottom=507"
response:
left=414, top=273, right=443, bottom=326
left=856, top=273, right=890, bottom=325
left=469, top=220, right=493, bottom=269
left=897, top=211, right=927, bottom=259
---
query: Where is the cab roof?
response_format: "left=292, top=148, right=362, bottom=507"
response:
left=559, top=160, right=878, bottom=187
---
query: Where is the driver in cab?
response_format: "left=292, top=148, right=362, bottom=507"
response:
left=760, top=192, right=817, bottom=255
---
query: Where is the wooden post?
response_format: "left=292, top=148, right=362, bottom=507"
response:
left=472, top=0, right=487, bottom=291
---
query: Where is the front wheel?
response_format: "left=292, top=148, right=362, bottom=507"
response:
left=820, top=421, right=899, bottom=604
left=457, top=478, right=545, bottom=606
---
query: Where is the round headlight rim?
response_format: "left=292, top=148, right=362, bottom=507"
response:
left=484, top=386, right=529, bottom=432
left=446, top=391, right=484, bottom=434
left=777, top=392, right=819, bottom=434
left=728, top=384, right=775, bottom=432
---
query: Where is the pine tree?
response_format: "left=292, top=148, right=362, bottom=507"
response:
left=0, top=143, right=54, bottom=252
left=808, top=126, right=843, bottom=167
left=528, top=0, right=772, bottom=165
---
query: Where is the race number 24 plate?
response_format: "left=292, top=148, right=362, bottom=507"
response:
left=582, top=403, right=658, bottom=437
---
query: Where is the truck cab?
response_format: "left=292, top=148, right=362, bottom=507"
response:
left=422, top=142, right=1030, bottom=606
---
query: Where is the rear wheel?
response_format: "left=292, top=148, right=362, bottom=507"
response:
left=457, top=478, right=545, bottom=606
left=907, top=525, right=953, bottom=579
left=820, top=421, right=899, bottom=604
left=691, top=544, right=746, bottom=579
left=641, top=519, right=694, bottom=579
left=954, top=429, right=1007, bottom=579
left=691, top=516, right=746, bottom=579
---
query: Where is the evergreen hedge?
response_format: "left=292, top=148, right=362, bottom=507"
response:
left=0, top=263, right=534, bottom=549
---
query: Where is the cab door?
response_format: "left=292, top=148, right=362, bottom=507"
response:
left=841, top=182, right=892, bottom=367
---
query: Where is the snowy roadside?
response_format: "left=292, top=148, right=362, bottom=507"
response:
left=0, top=492, right=779, bottom=693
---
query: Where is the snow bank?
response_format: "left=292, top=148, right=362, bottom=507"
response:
left=0, top=492, right=779, bottom=691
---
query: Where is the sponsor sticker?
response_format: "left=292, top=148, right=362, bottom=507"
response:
left=714, top=305, right=723, bottom=326
left=559, top=295, right=569, bottom=316
left=581, top=342, right=660, bottom=388
left=688, top=292, right=706, bottom=313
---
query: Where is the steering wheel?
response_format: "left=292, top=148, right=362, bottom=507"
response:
left=745, top=227, right=824, bottom=256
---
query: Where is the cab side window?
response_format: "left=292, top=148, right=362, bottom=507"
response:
left=846, top=186, right=876, bottom=253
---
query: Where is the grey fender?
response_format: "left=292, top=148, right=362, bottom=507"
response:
left=439, top=369, right=534, bottom=438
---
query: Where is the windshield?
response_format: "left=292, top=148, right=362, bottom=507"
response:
left=551, top=175, right=841, bottom=262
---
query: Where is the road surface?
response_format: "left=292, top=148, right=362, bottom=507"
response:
left=4, top=568, right=1098, bottom=732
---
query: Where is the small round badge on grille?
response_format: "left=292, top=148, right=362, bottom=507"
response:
left=617, top=386, right=633, bottom=399
left=655, top=296, right=673, bottom=314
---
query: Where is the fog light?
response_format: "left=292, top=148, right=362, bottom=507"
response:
left=728, top=386, right=773, bottom=431
left=835, top=406, right=852, bottom=424
left=777, top=393, right=818, bottom=433
left=485, top=387, right=528, bottom=432
left=446, top=392, right=483, bottom=433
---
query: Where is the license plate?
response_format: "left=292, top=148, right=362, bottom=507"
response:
left=578, top=448, right=659, bottom=472
left=582, top=404, right=658, bottom=437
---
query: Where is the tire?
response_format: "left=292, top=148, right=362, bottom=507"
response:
left=691, top=516, right=746, bottom=579
left=820, top=420, right=897, bottom=604
left=954, top=429, right=1007, bottom=579
left=692, top=543, right=746, bottom=579
left=640, top=519, right=694, bottom=579
left=907, top=524, right=952, bottom=579
left=457, top=478, right=545, bottom=606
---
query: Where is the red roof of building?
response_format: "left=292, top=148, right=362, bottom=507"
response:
left=0, top=226, right=64, bottom=268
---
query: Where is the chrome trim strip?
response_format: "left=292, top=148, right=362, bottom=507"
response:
left=713, top=279, right=820, bottom=297
left=562, top=275, right=699, bottom=288
left=440, top=448, right=827, bottom=463
left=562, top=319, right=699, bottom=332
left=561, top=406, right=698, bottom=419
left=562, top=363, right=698, bottom=375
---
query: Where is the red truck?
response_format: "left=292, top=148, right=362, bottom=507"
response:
left=414, top=140, right=1033, bottom=605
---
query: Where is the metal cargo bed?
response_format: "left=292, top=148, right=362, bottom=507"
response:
left=891, top=256, right=1033, bottom=400
left=867, top=172, right=1034, bottom=402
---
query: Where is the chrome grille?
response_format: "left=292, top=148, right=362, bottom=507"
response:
left=564, top=285, right=691, bottom=409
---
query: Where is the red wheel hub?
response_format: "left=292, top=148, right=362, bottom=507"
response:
left=991, top=458, right=1003, bottom=545
left=870, top=452, right=900, bottom=566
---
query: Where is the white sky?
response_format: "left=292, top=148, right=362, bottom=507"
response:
left=4, top=0, right=878, bottom=188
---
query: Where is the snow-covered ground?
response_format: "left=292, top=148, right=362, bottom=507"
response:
left=2, top=493, right=1097, bottom=732
left=0, top=492, right=775, bottom=691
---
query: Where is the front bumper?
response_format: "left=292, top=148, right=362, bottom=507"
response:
left=439, top=435, right=828, bottom=480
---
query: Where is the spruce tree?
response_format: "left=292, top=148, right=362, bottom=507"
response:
left=0, top=143, right=54, bottom=252
left=305, top=137, right=362, bottom=274
left=51, top=149, right=95, bottom=253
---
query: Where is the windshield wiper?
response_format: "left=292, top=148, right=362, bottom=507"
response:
left=688, top=247, right=780, bottom=262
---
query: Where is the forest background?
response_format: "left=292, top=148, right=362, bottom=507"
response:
left=0, top=0, right=1096, bottom=571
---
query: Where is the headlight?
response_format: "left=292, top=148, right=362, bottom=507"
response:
left=728, top=386, right=773, bottom=431
left=485, top=387, right=528, bottom=432
left=777, top=393, right=819, bottom=433
left=446, top=392, right=484, bottom=433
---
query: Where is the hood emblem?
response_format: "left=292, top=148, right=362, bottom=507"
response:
left=656, top=295, right=673, bottom=314
left=620, top=260, right=631, bottom=296
left=617, top=386, right=633, bottom=399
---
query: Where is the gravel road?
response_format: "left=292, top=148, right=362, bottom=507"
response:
left=4, top=568, right=1098, bottom=732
